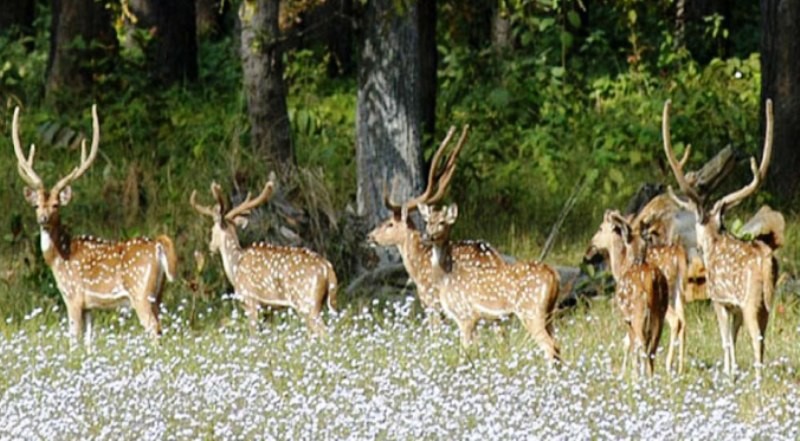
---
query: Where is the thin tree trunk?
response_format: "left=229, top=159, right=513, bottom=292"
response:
left=240, top=0, right=294, bottom=173
left=418, top=0, right=437, bottom=140
left=357, top=0, right=423, bottom=228
left=127, top=0, right=198, bottom=84
left=761, top=0, right=800, bottom=201
left=46, top=0, right=116, bottom=101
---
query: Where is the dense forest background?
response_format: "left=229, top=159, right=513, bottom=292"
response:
left=0, top=0, right=798, bottom=312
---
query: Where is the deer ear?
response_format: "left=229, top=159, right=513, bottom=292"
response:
left=23, top=187, right=38, bottom=206
left=58, top=186, right=72, bottom=205
left=445, top=204, right=459, bottom=224
left=418, top=203, right=431, bottom=220
left=232, top=215, right=249, bottom=229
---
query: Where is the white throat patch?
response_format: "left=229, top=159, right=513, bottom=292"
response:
left=40, top=230, right=52, bottom=252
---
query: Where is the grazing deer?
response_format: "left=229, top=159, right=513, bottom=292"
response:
left=366, top=126, right=505, bottom=322
left=420, top=203, right=561, bottom=361
left=191, top=179, right=337, bottom=335
left=12, top=106, right=177, bottom=345
left=662, top=99, right=777, bottom=376
left=587, top=211, right=678, bottom=375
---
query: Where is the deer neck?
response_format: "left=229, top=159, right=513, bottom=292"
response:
left=218, top=229, right=243, bottom=281
left=428, top=240, right=453, bottom=286
left=397, top=229, right=428, bottom=283
left=39, top=220, right=71, bottom=266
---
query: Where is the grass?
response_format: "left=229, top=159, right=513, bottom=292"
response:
left=0, top=284, right=798, bottom=439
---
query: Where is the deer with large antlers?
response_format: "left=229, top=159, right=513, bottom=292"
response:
left=587, top=210, right=677, bottom=375
left=366, top=126, right=505, bottom=323
left=191, top=179, right=338, bottom=335
left=12, top=106, right=177, bottom=345
left=663, top=99, right=777, bottom=376
left=419, top=203, right=562, bottom=361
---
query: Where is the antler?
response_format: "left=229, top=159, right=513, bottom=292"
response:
left=662, top=100, right=702, bottom=207
left=51, top=105, right=101, bottom=196
left=190, top=189, right=217, bottom=218
left=403, top=125, right=470, bottom=213
left=224, top=180, right=275, bottom=220
left=711, top=99, right=773, bottom=214
left=11, top=107, right=44, bottom=189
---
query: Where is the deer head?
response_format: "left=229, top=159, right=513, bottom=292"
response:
left=662, top=99, right=773, bottom=250
left=190, top=178, right=275, bottom=254
left=418, top=203, right=458, bottom=246
left=367, top=125, right=469, bottom=246
left=13, top=106, right=100, bottom=233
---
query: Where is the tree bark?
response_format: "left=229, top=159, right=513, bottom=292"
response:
left=127, top=0, right=198, bottom=85
left=418, top=0, right=437, bottom=141
left=761, top=0, right=800, bottom=201
left=0, top=0, right=35, bottom=37
left=357, top=0, right=424, bottom=229
left=196, top=0, right=227, bottom=38
left=240, top=0, right=295, bottom=173
left=46, top=0, right=117, bottom=101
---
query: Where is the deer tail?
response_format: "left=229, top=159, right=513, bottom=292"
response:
left=155, top=235, right=178, bottom=282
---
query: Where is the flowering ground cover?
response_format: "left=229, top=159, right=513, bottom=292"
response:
left=0, top=295, right=798, bottom=440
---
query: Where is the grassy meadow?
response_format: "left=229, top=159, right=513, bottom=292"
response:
left=0, top=292, right=799, bottom=439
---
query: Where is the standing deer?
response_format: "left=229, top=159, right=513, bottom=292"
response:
left=420, top=203, right=562, bottom=361
left=12, top=106, right=177, bottom=345
left=191, top=179, right=337, bottom=335
left=366, top=126, right=505, bottom=323
left=587, top=211, right=675, bottom=376
left=663, top=99, right=777, bottom=376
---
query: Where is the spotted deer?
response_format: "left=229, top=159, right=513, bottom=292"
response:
left=420, top=204, right=561, bottom=361
left=12, top=106, right=177, bottom=345
left=366, top=126, right=505, bottom=322
left=191, top=180, right=337, bottom=335
left=587, top=211, right=675, bottom=376
left=663, top=99, right=777, bottom=376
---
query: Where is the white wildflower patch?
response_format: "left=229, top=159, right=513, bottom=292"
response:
left=0, top=300, right=798, bottom=440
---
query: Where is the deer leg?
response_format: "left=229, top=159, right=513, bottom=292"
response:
left=712, top=302, right=734, bottom=376
left=83, top=310, right=93, bottom=351
left=675, top=294, right=687, bottom=375
left=664, top=306, right=678, bottom=375
left=132, top=296, right=161, bottom=340
left=243, top=297, right=260, bottom=335
left=743, top=303, right=768, bottom=373
left=66, top=302, right=84, bottom=348
left=731, top=309, right=743, bottom=376
left=521, top=315, right=560, bottom=363
left=458, top=316, right=478, bottom=348
left=620, top=331, right=631, bottom=378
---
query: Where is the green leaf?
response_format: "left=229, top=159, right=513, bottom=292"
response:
left=567, top=11, right=581, bottom=28
left=628, top=9, right=637, bottom=25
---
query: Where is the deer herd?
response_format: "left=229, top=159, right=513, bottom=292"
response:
left=9, top=98, right=785, bottom=380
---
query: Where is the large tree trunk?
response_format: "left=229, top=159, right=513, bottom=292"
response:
left=0, top=0, right=35, bottom=37
left=357, top=0, right=424, bottom=229
left=46, top=0, right=117, bottom=101
left=761, top=0, right=800, bottom=201
left=240, top=0, right=294, bottom=173
left=127, top=0, right=198, bottom=85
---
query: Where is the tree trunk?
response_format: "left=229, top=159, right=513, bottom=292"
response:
left=127, top=0, right=198, bottom=85
left=240, top=0, right=294, bottom=173
left=0, top=0, right=35, bottom=37
left=46, top=0, right=117, bottom=101
left=761, top=0, right=800, bottom=201
left=418, top=0, right=437, bottom=141
left=327, top=0, right=355, bottom=77
left=196, top=0, right=227, bottom=38
left=357, top=0, right=424, bottom=229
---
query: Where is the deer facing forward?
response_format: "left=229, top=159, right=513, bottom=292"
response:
left=12, top=106, right=177, bottom=345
